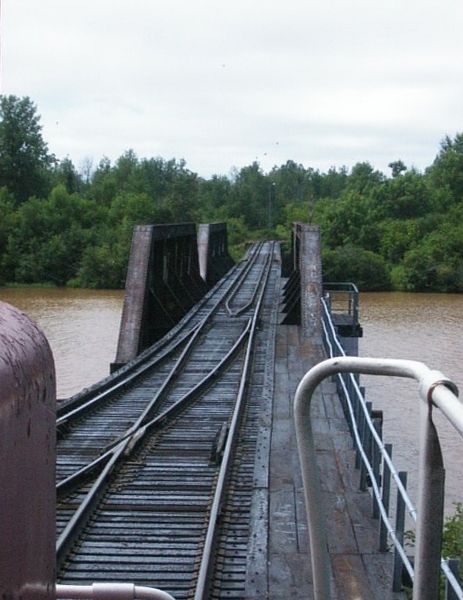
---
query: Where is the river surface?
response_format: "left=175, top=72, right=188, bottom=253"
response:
left=1, top=287, right=461, bottom=515
left=359, top=292, right=463, bottom=517
left=0, top=287, right=124, bottom=398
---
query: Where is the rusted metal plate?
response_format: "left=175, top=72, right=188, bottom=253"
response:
left=114, top=226, right=153, bottom=366
left=0, top=301, right=56, bottom=600
left=197, top=223, right=234, bottom=286
left=114, top=224, right=210, bottom=369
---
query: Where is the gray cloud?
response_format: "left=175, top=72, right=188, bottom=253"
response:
left=3, top=0, right=463, bottom=177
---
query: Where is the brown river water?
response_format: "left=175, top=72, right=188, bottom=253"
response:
left=1, top=287, right=461, bottom=515
left=359, top=292, right=463, bottom=517
left=0, top=287, right=124, bottom=398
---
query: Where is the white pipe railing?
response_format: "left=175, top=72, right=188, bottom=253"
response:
left=56, top=583, right=176, bottom=600
left=321, top=298, right=463, bottom=598
left=293, top=300, right=463, bottom=600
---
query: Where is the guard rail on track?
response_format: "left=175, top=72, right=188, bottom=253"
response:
left=293, top=295, right=463, bottom=600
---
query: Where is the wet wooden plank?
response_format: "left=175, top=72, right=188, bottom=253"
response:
left=269, top=486, right=298, bottom=554
left=269, top=554, right=313, bottom=600
left=331, top=554, right=377, bottom=599
left=245, top=489, right=269, bottom=599
left=269, top=322, right=406, bottom=599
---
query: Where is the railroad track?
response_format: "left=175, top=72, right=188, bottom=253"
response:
left=56, top=241, right=280, bottom=600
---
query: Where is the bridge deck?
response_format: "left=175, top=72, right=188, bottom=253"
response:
left=54, top=242, right=404, bottom=599
left=270, top=320, right=405, bottom=599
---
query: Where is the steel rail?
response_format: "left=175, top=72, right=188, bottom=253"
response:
left=57, top=244, right=267, bottom=495
left=56, top=241, right=279, bottom=596
left=56, top=254, right=245, bottom=422
left=109, top=248, right=271, bottom=447
left=295, top=352, right=461, bottom=598
left=56, top=319, right=252, bottom=565
left=226, top=242, right=272, bottom=317
left=224, top=242, right=263, bottom=316
left=98, top=314, right=214, bottom=456
left=56, top=323, right=201, bottom=427
left=57, top=244, right=260, bottom=435
left=57, top=449, right=113, bottom=495
left=56, top=246, right=258, bottom=489
left=56, top=242, right=276, bottom=588
left=57, top=439, right=126, bottom=566
left=57, top=320, right=251, bottom=502
left=125, top=319, right=253, bottom=446
left=57, top=320, right=253, bottom=496
left=194, top=242, right=275, bottom=599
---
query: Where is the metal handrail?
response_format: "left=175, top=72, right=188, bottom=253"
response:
left=293, top=298, right=463, bottom=600
left=322, top=282, right=359, bottom=327
left=321, top=300, right=463, bottom=598
left=322, top=281, right=359, bottom=294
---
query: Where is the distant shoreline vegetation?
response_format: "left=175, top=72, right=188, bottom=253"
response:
left=0, top=95, right=462, bottom=292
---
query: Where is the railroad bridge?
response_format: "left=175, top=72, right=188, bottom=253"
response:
left=1, top=222, right=462, bottom=600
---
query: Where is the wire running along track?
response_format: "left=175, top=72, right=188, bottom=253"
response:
left=56, top=241, right=279, bottom=600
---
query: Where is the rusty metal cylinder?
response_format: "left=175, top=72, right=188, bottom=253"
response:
left=0, top=301, right=56, bottom=600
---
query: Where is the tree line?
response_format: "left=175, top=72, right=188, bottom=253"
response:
left=0, top=94, right=462, bottom=291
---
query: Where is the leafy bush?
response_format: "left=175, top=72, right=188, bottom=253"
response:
left=322, top=244, right=390, bottom=291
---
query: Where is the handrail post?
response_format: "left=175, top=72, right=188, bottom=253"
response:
left=0, top=301, right=56, bottom=600
left=294, top=368, right=332, bottom=600
left=412, top=401, right=445, bottom=600
left=392, top=472, right=408, bottom=592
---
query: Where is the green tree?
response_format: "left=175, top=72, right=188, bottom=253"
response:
left=0, top=188, right=16, bottom=283
left=0, top=95, right=55, bottom=203
left=388, top=160, right=407, bottom=178
left=5, top=185, right=99, bottom=285
left=162, top=162, right=199, bottom=222
left=230, top=162, right=268, bottom=229
left=89, top=157, right=117, bottom=204
left=374, top=171, right=430, bottom=219
left=427, top=133, right=463, bottom=202
left=77, top=242, right=128, bottom=288
left=379, top=219, right=421, bottom=263
left=53, top=157, right=82, bottom=194
left=322, top=244, right=390, bottom=291
left=197, top=175, right=232, bottom=221
left=347, top=162, right=385, bottom=194
left=319, top=166, right=348, bottom=198
left=314, top=190, right=382, bottom=251
left=397, top=224, right=463, bottom=292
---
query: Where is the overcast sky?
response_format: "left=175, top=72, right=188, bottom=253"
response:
left=2, top=0, right=463, bottom=177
